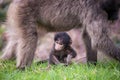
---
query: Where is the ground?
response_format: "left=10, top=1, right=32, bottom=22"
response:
left=0, top=60, right=120, bottom=80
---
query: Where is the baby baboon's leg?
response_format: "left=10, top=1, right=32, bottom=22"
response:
left=16, top=24, right=38, bottom=69
left=49, top=55, right=61, bottom=65
left=82, top=28, right=97, bottom=63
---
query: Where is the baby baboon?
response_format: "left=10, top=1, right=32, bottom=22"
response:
left=49, top=32, right=77, bottom=65
left=1, top=0, right=120, bottom=69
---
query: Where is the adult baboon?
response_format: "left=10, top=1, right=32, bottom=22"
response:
left=0, top=0, right=120, bottom=69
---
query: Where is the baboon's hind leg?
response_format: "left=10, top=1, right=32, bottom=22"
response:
left=82, top=28, right=97, bottom=64
left=87, top=22, right=120, bottom=61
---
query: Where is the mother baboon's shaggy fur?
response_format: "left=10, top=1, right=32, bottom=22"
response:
left=0, top=0, right=120, bottom=69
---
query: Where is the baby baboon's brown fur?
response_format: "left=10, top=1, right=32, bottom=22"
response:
left=1, top=0, right=120, bottom=69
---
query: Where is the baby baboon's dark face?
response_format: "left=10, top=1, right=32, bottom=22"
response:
left=54, top=32, right=72, bottom=51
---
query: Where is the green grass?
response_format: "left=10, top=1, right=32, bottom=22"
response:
left=0, top=60, right=120, bottom=80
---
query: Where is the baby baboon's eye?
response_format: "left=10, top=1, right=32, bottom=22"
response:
left=59, top=43, right=63, bottom=45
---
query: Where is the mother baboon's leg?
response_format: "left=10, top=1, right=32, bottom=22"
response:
left=82, top=28, right=97, bottom=64
left=0, top=35, right=17, bottom=60
left=87, top=22, right=120, bottom=61
left=16, top=23, right=38, bottom=69
left=0, top=2, right=19, bottom=61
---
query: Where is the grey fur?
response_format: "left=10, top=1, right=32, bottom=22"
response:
left=1, top=0, right=120, bottom=69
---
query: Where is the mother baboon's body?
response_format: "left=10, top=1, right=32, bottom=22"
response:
left=1, top=0, right=120, bottom=69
